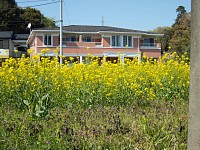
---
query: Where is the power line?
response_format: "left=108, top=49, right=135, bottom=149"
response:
left=16, top=0, right=50, bottom=4
left=21, top=1, right=60, bottom=8
left=1, top=1, right=60, bottom=10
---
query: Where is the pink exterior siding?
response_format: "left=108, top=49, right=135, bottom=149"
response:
left=102, top=37, right=110, bottom=47
left=134, top=38, right=139, bottom=48
left=53, top=36, right=59, bottom=46
left=65, top=42, right=101, bottom=47
left=36, top=36, right=43, bottom=46
left=140, top=49, right=161, bottom=58
left=79, top=35, right=82, bottom=42
left=37, top=47, right=138, bottom=56
left=33, top=34, right=162, bottom=59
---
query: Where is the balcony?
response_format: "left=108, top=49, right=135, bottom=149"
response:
left=140, top=43, right=161, bottom=49
left=64, top=42, right=102, bottom=48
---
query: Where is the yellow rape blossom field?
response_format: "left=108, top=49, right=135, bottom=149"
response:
left=0, top=52, right=189, bottom=149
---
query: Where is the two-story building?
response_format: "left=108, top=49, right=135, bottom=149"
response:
left=27, top=25, right=163, bottom=63
left=0, top=31, right=29, bottom=60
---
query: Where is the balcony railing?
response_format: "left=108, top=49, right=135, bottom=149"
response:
left=140, top=43, right=161, bottom=48
left=65, top=42, right=102, bottom=47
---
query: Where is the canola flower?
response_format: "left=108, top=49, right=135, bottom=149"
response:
left=14, top=49, right=18, bottom=53
left=0, top=51, right=189, bottom=112
left=4, top=49, right=9, bottom=53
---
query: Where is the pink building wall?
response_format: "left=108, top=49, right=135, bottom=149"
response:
left=36, top=36, right=43, bottom=46
left=141, top=49, right=161, bottom=58
left=53, top=36, right=59, bottom=46
left=37, top=47, right=139, bottom=56
left=102, top=37, right=110, bottom=47
left=134, top=38, right=139, bottom=48
left=34, top=34, right=161, bottom=59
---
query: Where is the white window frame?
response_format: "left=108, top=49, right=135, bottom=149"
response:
left=111, top=35, right=134, bottom=48
left=43, top=34, right=52, bottom=46
left=66, top=36, right=78, bottom=42
left=128, top=36, right=133, bottom=47
left=111, top=35, right=120, bottom=47
left=143, top=38, right=155, bottom=47
left=82, top=36, right=92, bottom=42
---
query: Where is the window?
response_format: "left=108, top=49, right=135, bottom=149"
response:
left=111, top=35, right=132, bottom=47
left=0, top=40, right=3, bottom=49
left=44, top=34, right=52, bottom=45
left=66, top=36, right=77, bottom=42
left=128, top=36, right=132, bottom=47
left=144, top=38, right=150, bottom=44
left=144, top=38, right=155, bottom=46
left=123, top=36, right=132, bottom=47
left=116, top=36, right=120, bottom=46
left=0, top=40, right=9, bottom=49
left=112, top=35, right=120, bottom=47
left=112, top=36, right=115, bottom=46
left=123, top=36, right=127, bottom=47
left=71, top=36, right=77, bottom=42
left=82, top=36, right=92, bottom=42
left=66, top=36, right=71, bottom=42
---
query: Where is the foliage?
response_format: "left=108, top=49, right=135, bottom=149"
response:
left=0, top=0, right=22, bottom=32
left=0, top=52, right=189, bottom=112
left=173, top=6, right=187, bottom=27
left=20, top=7, right=56, bottom=30
left=0, top=52, right=189, bottom=148
left=151, top=26, right=173, bottom=52
left=0, top=0, right=56, bottom=33
left=152, top=6, right=191, bottom=57
left=169, top=6, right=191, bottom=56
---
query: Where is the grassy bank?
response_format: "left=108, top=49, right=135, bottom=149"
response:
left=0, top=100, right=188, bottom=149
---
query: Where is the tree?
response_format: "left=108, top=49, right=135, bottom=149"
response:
left=20, top=7, right=56, bottom=32
left=169, top=6, right=191, bottom=56
left=42, top=16, right=56, bottom=28
left=0, top=0, right=56, bottom=33
left=151, top=26, right=173, bottom=52
left=0, top=0, right=23, bottom=32
left=173, top=6, right=187, bottom=26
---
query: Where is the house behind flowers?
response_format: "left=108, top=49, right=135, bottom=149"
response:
left=26, top=25, right=163, bottom=62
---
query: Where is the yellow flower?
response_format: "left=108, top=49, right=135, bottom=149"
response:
left=69, top=57, right=74, bottom=61
left=41, top=49, right=47, bottom=54
left=27, top=49, right=33, bottom=54
left=14, top=49, right=18, bottom=53
left=4, top=49, right=9, bottom=53
left=53, top=50, right=58, bottom=54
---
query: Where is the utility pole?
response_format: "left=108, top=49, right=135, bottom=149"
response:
left=188, top=0, right=200, bottom=149
left=60, top=0, right=63, bottom=64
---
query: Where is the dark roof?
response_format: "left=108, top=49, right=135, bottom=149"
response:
left=0, top=31, right=29, bottom=40
left=0, top=31, right=13, bottom=39
left=63, top=25, right=148, bottom=33
left=33, top=25, right=153, bottom=34
left=13, top=34, right=30, bottom=40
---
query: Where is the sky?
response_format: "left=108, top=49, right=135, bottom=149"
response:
left=16, top=0, right=191, bottom=31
